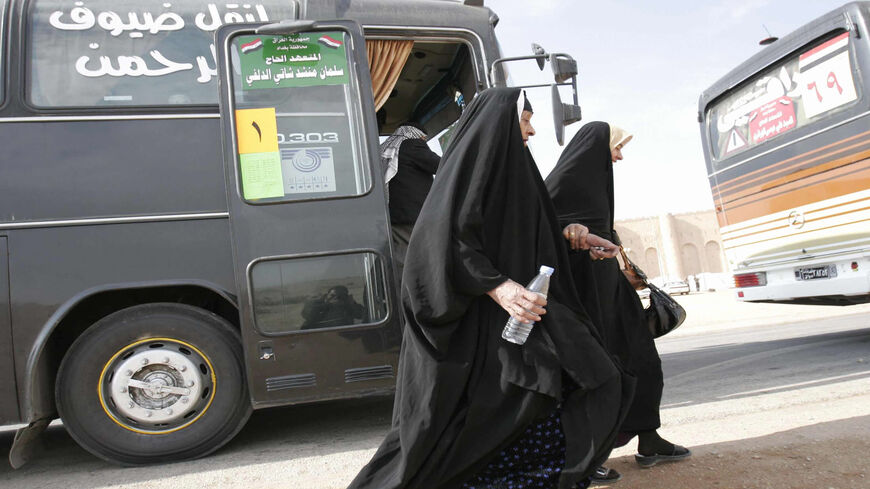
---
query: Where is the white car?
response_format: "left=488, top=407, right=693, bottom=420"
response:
left=663, top=280, right=691, bottom=296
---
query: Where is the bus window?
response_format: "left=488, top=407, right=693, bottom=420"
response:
left=229, top=31, right=372, bottom=201
left=707, top=31, right=861, bottom=166
left=376, top=42, right=476, bottom=138
left=26, top=0, right=297, bottom=107
left=250, top=252, right=388, bottom=334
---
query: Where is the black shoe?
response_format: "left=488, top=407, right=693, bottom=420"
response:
left=590, top=466, right=622, bottom=484
left=635, top=445, right=692, bottom=468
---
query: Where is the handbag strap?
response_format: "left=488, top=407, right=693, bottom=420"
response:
left=618, top=246, right=633, bottom=271
left=619, top=246, right=650, bottom=285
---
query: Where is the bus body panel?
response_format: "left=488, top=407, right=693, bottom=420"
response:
left=0, top=118, right=228, bottom=222
left=698, top=1, right=870, bottom=302
left=0, top=237, right=19, bottom=424
left=8, top=219, right=237, bottom=420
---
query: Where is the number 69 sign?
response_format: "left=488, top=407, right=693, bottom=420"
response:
left=799, top=32, right=857, bottom=119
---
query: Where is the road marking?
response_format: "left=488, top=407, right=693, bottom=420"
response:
left=716, top=370, right=870, bottom=399
left=665, top=336, right=855, bottom=387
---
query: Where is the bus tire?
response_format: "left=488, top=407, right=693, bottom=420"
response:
left=55, top=303, right=251, bottom=465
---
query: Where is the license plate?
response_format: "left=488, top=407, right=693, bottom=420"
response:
left=794, top=265, right=838, bottom=281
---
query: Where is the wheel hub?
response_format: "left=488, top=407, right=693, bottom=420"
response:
left=107, top=347, right=205, bottom=426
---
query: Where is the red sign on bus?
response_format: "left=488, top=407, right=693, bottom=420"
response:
left=749, top=96, right=796, bottom=144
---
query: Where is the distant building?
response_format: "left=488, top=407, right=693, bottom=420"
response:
left=615, top=210, right=729, bottom=282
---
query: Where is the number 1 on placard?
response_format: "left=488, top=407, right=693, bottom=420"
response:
left=806, top=81, right=823, bottom=102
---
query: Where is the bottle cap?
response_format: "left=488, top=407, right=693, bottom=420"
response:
left=539, top=265, right=555, bottom=276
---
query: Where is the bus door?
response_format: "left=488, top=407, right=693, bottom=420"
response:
left=216, top=21, right=400, bottom=406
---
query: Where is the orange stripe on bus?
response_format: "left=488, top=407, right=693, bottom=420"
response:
left=712, top=128, right=870, bottom=193
left=717, top=160, right=870, bottom=225
left=720, top=147, right=870, bottom=204
left=718, top=141, right=870, bottom=200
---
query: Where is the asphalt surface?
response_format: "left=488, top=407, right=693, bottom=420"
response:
left=1, top=292, right=868, bottom=488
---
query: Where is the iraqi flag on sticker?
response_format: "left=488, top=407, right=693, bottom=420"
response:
left=318, top=35, right=343, bottom=49
left=241, top=38, right=264, bottom=54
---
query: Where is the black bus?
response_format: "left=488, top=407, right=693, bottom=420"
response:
left=0, top=0, right=580, bottom=466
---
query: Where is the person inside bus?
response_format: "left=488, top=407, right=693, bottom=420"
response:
left=347, top=88, right=633, bottom=489
left=379, top=121, right=440, bottom=282
left=545, top=121, right=691, bottom=478
left=300, top=285, right=365, bottom=330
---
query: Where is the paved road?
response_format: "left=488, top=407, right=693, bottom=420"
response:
left=1, top=300, right=868, bottom=488
left=660, top=314, right=870, bottom=410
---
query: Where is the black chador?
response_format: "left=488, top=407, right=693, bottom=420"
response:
left=347, top=90, right=632, bottom=489
left=545, top=121, right=663, bottom=434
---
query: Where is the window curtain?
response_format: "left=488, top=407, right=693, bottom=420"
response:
left=366, top=40, right=414, bottom=111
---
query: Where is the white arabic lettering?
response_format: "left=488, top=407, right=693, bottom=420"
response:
left=49, top=4, right=96, bottom=31
left=195, top=44, right=218, bottom=83
left=195, top=3, right=269, bottom=32
left=51, top=2, right=270, bottom=35
left=50, top=2, right=283, bottom=84
left=75, top=50, right=193, bottom=78
left=295, top=67, right=317, bottom=78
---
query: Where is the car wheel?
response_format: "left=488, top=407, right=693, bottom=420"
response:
left=56, top=303, right=251, bottom=465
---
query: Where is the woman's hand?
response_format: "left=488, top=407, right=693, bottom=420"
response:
left=487, top=279, right=547, bottom=324
left=563, top=223, right=590, bottom=250
left=587, top=233, right=620, bottom=260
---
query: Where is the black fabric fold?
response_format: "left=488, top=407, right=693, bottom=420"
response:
left=348, top=90, right=631, bottom=489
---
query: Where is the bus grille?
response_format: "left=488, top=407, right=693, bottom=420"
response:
left=345, top=365, right=394, bottom=383
left=266, top=373, right=317, bottom=391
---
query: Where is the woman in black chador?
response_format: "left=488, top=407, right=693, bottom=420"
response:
left=545, top=121, right=691, bottom=473
left=347, top=89, right=633, bottom=489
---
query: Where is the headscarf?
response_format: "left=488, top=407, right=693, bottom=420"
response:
left=522, top=89, right=533, bottom=113
left=545, top=121, right=616, bottom=239
left=609, top=125, right=633, bottom=151
left=379, top=123, right=427, bottom=187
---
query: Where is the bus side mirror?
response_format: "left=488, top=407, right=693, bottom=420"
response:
left=552, top=84, right=581, bottom=145
left=550, top=54, right=577, bottom=84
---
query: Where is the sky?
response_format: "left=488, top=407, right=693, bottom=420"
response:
left=489, top=0, right=851, bottom=220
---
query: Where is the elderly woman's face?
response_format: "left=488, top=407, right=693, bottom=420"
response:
left=611, top=146, right=624, bottom=163
left=520, top=110, right=536, bottom=146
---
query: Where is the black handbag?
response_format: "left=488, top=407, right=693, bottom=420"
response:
left=614, top=236, right=687, bottom=338
left=645, top=283, right=687, bottom=338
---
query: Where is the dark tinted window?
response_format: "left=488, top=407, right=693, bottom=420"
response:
left=27, top=0, right=297, bottom=107
left=250, top=252, right=389, bottom=334
left=228, top=31, right=372, bottom=202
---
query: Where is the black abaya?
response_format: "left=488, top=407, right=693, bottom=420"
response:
left=545, top=121, right=664, bottom=433
left=347, top=89, right=632, bottom=489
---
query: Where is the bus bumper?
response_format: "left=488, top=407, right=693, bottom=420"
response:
left=735, top=253, right=870, bottom=303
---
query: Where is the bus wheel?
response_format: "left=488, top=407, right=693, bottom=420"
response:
left=55, top=303, right=251, bottom=465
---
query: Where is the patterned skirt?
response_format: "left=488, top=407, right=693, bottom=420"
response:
left=460, top=406, right=590, bottom=489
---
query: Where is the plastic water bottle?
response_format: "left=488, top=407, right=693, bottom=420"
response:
left=501, top=265, right=554, bottom=345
